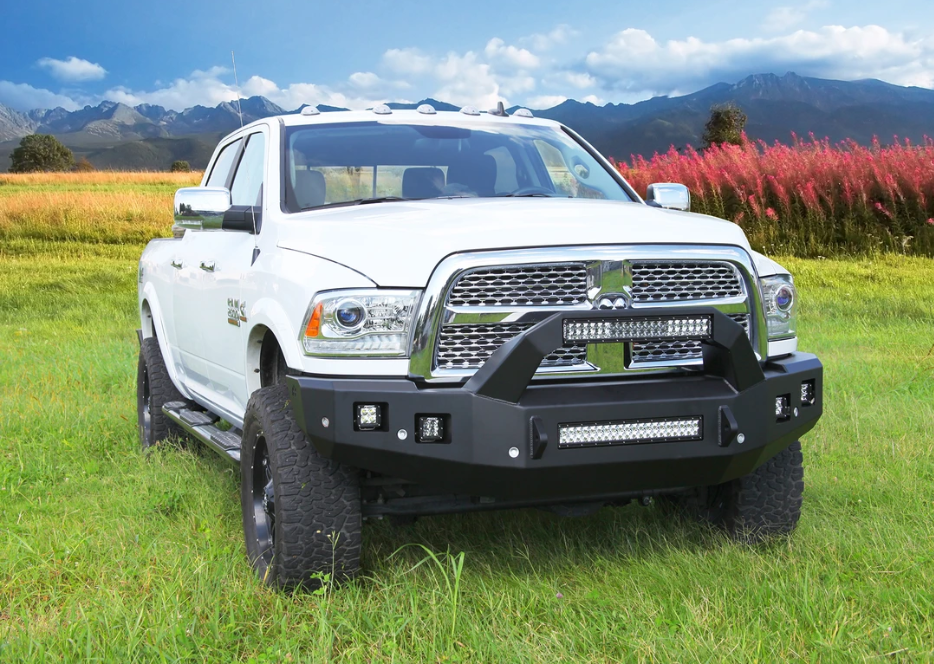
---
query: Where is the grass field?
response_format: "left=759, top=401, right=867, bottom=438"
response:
left=1, top=175, right=933, bottom=662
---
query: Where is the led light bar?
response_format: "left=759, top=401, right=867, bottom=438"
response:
left=558, top=416, right=703, bottom=448
left=563, top=315, right=712, bottom=344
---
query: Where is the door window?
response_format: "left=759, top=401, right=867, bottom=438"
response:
left=230, top=133, right=266, bottom=207
left=206, top=139, right=243, bottom=187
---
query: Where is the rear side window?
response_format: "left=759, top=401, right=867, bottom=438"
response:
left=206, top=139, right=242, bottom=187
left=230, top=133, right=266, bottom=206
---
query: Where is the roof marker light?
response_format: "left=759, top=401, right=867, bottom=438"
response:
left=372, top=104, right=392, bottom=115
left=300, top=106, right=320, bottom=116
left=416, top=103, right=436, bottom=115
left=459, top=106, right=480, bottom=116
left=513, top=108, right=533, bottom=118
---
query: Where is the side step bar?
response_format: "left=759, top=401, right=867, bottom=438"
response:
left=162, top=401, right=242, bottom=466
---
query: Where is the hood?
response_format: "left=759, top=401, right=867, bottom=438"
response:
left=750, top=250, right=789, bottom=277
left=276, top=198, right=753, bottom=286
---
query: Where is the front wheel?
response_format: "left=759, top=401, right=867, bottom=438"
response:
left=137, top=337, right=185, bottom=450
left=678, top=441, right=805, bottom=542
left=240, top=384, right=362, bottom=590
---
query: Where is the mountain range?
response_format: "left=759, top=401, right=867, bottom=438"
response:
left=3, top=72, right=934, bottom=171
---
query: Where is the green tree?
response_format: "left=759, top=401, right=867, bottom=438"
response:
left=702, top=103, right=747, bottom=148
left=170, top=160, right=191, bottom=173
left=9, top=134, right=75, bottom=173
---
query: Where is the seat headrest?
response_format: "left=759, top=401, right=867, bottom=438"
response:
left=446, top=154, right=497, bottom=196
left=403, top=167, right=445, bottom=199
left=293, top=169, right=326, bottom=209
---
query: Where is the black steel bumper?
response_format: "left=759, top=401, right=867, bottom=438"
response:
left=288, top=309, right=822, bottom=501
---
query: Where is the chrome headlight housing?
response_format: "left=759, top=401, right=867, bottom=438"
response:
left=760, top=274, right=797, bottom=340
left=301, top=289, right=421, bottom=356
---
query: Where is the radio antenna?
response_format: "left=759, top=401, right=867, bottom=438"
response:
left=231, top=50, right=243, bottom=127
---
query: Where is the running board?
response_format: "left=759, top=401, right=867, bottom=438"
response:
left=163, top=401, right=241, bottom=466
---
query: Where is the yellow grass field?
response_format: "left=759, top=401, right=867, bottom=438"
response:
left=0, top=172, right=200, bottom=245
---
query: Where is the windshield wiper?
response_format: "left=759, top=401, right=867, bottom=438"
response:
left=300, top=196, right=416, bottom=211
left=494, top=192, right=564, bottom=198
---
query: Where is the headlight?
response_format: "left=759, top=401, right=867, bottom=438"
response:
left=760, top=275, right=797, bottom=339
left=301, top=289, right=420, bottom=356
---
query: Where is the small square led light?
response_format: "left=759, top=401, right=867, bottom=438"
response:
left=801, top=380, right=816, bottom=406
left=356, top=404, right=381, bottom=431
left=417, top=416, right=445, bottom=443
left=775, top=395, right=791, bottom=422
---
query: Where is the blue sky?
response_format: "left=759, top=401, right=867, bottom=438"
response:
left=2, top=0, right=933, bottom=112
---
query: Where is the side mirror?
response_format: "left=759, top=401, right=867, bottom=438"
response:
left=645, top=183, right=691, bottom=212
left=173, top=187, right=231, bottom=235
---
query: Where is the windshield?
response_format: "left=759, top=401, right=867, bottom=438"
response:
left=283, top=121, right=634, bottom=212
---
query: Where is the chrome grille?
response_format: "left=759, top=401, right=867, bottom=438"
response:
left=448, top=264, right=588, bottom=307
left=631, top=261, right=743, bottom=302
left=428, top=254, right=757, bottom=378
left=437, top=323, right=588, bottom=370
left=631, top=314, right=749, bottom=363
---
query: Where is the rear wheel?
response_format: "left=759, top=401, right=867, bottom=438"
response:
left=137, top=337, right=185, bottom=450
left=678, top=441, right=805, bottom=542
left=241, top=384, right=362, bottom=590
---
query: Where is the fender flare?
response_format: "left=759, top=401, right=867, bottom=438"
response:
left=244, top=297, right=303, bottom=393
left=139, top=282, right=190, bottom=398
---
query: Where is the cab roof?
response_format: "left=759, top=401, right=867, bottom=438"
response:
left=276, top=108, right=562, bottom=129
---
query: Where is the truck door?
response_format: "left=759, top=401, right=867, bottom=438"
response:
left=197, top=129, right=267, bottom=416
left=172, top=136, right=243, bottom=397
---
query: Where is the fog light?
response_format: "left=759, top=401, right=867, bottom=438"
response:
left=355, top=404, right=382, bottom=431
left=558, top=416, right=702, bottom=448
left=775, top=395, right=791, bottom=421
left=801, top=380, right=816, bottom=406
left=416, top=415, right=446, bottom=443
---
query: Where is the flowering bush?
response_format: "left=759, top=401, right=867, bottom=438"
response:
left=617, top=135, right=934, bottom=256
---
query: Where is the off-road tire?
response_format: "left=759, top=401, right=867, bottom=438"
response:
left=137, top=337, right=185, bottom=450
left=240, top=384, right=362, bottom=590
left=680, top=441, right=804, bottom=543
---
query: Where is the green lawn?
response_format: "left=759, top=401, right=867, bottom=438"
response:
left=1, top=241, right=932, bottom=663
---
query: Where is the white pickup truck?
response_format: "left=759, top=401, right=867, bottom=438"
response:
left=137, top=103, right=822, bottom=589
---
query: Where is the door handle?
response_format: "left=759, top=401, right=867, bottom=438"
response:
left=171, top=260, right=183, bottom=269
left=199, top=261, right=215, bottom=272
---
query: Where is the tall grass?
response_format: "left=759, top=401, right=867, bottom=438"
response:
left=0, top=172, right=199, bottom=244
left=619, top=136, right=934, bottom=256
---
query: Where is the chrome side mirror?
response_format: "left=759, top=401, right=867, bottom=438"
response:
left=645, top=183, right=690, bottom=212
left=173, top=187, right=231, bottom=235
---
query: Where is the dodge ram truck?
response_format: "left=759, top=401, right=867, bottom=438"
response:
left=136, top=103, right=822, bottom=589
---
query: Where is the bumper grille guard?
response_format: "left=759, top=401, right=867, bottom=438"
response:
left=465, top=308, right=764, bottom=404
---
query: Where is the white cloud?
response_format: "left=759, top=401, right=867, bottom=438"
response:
left=382, top=48, right=434, bottom=76
left=550, top=70, right=598, bottom=89
left=523, top=25, right=578, bottom=51
left=6, top=22, right=934, bottom=115
left=764, top=1, right=829, bottom=32
left=484, top=38, right=540, bottom=69
left=0, top=81, right=82, bottom=111
left=348, top=72, right=381, bottom=89
left=37, top=56, right=107, bottom=82
left=585, top=25, right=934, bottom=97
left=526, top=94, right=568, bottom=108
left=433, top=51, right=505, bottom=108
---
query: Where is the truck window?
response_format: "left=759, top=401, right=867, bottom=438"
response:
left=206, top=138, right=243, bottom=188
left=230, top=133, right=265, bottom=207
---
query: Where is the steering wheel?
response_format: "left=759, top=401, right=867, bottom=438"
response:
left=510, top=186, right=556, bottom=196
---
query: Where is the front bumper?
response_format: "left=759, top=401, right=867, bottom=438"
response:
left=288, top=309, right=822, bottom=501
